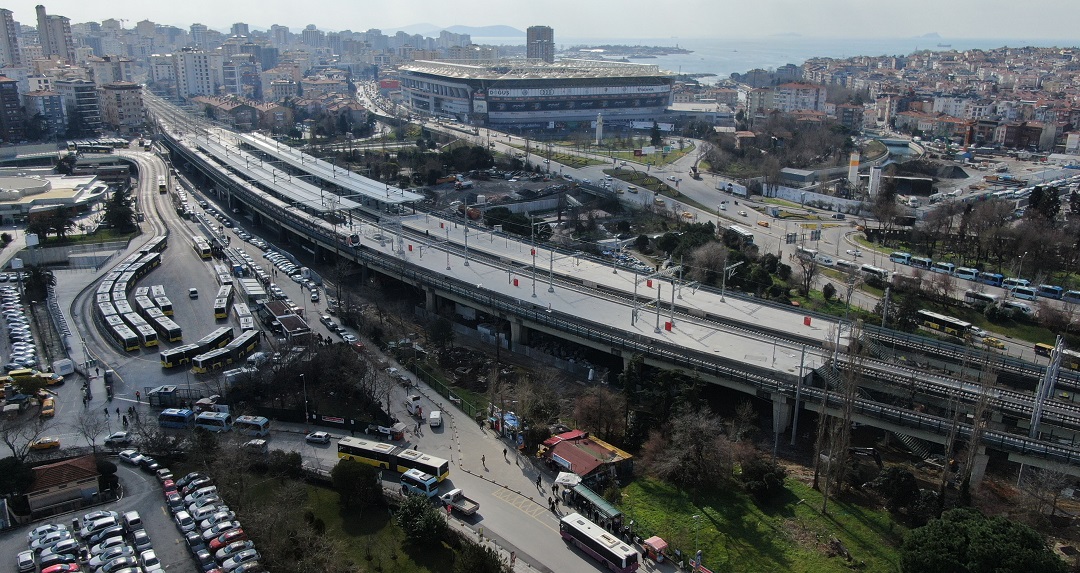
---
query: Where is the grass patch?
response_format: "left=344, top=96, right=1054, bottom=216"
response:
left=41, top=229, right=139, bottom=246
left=622, top=477, right=903, bottom=573
left=308, top=486, right=451, bottom=572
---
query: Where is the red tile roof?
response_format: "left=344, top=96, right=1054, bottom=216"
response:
left=29, top=455, right=99, bottom=493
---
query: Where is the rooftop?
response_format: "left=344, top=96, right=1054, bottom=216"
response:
left=399, top=58, right=674, bottom=81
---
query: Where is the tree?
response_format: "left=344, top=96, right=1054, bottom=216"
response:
left=650, top=122, right=662, bottom=146
left=70, top=409, right=109, bottom=454
left=0, top=414, right=45, bottom=461
left=102, top=188, right=137, bottom=233
left=635, top=234, right=650, bottom=252
left=899, top=508, right=1067, bottom=573
left=740, top=456, right=788, bottom=502
left=869, top=466, right=920, bottom=512
left=331, top=458, right=384, bottom=511
left=0, top=456, right=34, bottom=495
left=427, top=317, right=455, bottom=351
left=572, top=386, right=626, bottom=444
left=794, top=255, right=819, bottom=296
left=453, top=536, right=511, bottom=573
left=395, top=493, right=447, bottom=544
left=24, top=266, right=55, bottom=303
left=640, top=405, right=736, bottom=489
left=46, top=210, right=75, bottom=241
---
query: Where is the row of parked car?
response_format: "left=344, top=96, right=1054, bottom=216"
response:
left=164, top=470, right=262, bottom=573
left=2, top=286, right=39, bottom=372
left=18, top=508, right=155, bottom=573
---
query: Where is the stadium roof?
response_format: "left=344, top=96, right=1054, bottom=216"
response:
left=399, top=58, right=675, bottom=81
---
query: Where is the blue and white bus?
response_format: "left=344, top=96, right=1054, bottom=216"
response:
left=1037, top=284, right=1064, bottom=300
left=889, top=252, right=911, bottom=265
left=233, top=415, right=270, bottom=437
left=955, top=267, right=978, bottom=281
left=910, top=256, right=933, bottom=269
left=399, top=468, right=440, bottom=498
left=976, top=272, right=1004, bottom=287
left=195, top=411, right=233, bottom=433
left=158, top=408, right=195, bottom=429
left=931, top=261, right=956, bottom=275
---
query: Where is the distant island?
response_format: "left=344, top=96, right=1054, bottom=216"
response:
left=565, top=44, right=693, bottom=58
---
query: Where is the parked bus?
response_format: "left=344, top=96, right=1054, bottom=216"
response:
left=213, top=298, right=229, bottom=319
left=1012, top=286, right=1038, bottom=301
left=976, top=272, right=1004, bottom=287
left=916, top=309, right=971, bottom=338
left=160, top=343, right=201, bottom=368
left=835, top=259, right=857, bottom=273
left=157, top=175, right=167, bottom=193
left=139, top=235, right=168, bottom=254
left=151, top=315, right=183, bottom=342
left=196, top=327, right=234, bottom=352
left=154, top=296, right=173, bottom=316
left=109, top=322, right=140, bottom=352
left=1002, top=278, right=1030, bottom=290
left=559, top=513, right=640, bottom=573
left=134, top=324, right=158, bottom=347
left=964, top=290, right=1000, bottom=309
left=1064, top=290, right=1080, bottom=304
left=1037, top=284, right=1064, bottom=300
left=931, top=261, right=956, bottom=275
left=400, top=468, right=440, bottom=498
left=233, top=302, right=252, bottom=323
left=191, top=347, right=231, bottom=374
left=158, top=408, right=196, bottom=429
left=955, top=267, right=978, bottom=281
left=889, top=252, right=911, bottom=265
left=194, top=411, right=232, bottom=433
left=150, top=285, right=166, bottom=298
left=910, top=256, right=933, bottom=269
left=193, top=237, right=212, bottom=259
left=860, top=264, right=890, bottom=281
left=134, top=286, right=150, bottom=298
left=216, top=285, right=234, bottom=303
left=233, top=415, right=270, bottom=437
left=134, top=296, right=156, bottom=317
left=337, top=437, right=451, bottom=481
left=226, top=330, right=259, bottom=358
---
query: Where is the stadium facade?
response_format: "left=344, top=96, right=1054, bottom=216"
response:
left=396, top=59, right=675, bottom=128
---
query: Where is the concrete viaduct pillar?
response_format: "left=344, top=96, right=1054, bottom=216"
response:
left=968, top=446, right=990, bottom=490
left=510, top=319, right=527, bottom=349
left=772, top=392, right=793, bottom=435
left=424, top=287, right=437, bottom=314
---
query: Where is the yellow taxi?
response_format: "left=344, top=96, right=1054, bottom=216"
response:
left=30, top=436, right=60, bottom=450
left=983, top=337, right=1006, bottom=349
left=39, top=397, right=55, bottom=418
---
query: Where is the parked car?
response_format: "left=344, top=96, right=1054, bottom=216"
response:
left=201, top=521, right=241, bottom=541
left=174, top=511, right=196, bottom=533
left=215, top=540, right=255, bottom=562
left=88, top=545, right=135, bottom=570
left=305, top=431, right=331, bottom=444
left=117, top=450, right=143, bottom=465
left=222, top=549, right=261, bottom=572
left=104, top=431, right=133, bottom=447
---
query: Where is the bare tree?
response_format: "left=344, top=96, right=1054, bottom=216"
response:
left=70, top=409, right=109, bottom=454
left=0, top=414, right=45, bottom=461
left=728, top=400, right=757, bottom=443
left=572, top=385, right=626, bottom=444
left=688, top=242, right=728, bottom=285
left=794, top=255, right=819, bottom=296
left=1021, top=464, right=1071, bottom=518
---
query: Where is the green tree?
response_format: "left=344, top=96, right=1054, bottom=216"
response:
left=395, top=493, right=447, bottom=544
left=46, top=210, right=74, bottom=241
left=650, top=121, right=662, bottom=146
left=740, top=455, right=788, bottom=502
left=24, top=266, right=54, bottom=301
left=0, top=456, right=34, bottom=495
left=634, top=234, right=650, bottom=252
left=453, top=536, right=511, bottom=573
left=102, top=188, right=137, bottom=233
left=330, top=458, right=384, bottom=511
left=900, top=508, right=1067, bottom=573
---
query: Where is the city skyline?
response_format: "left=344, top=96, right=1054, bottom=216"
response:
left=0, top=0, right=1078, bottom=41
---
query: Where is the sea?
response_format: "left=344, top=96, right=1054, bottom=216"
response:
left=471, top=35, right=1080, bottom=84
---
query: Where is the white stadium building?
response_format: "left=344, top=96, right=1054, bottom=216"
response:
left=397, top=59, right=675, bottom=127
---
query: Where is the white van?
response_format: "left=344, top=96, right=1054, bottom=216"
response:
left=123, top=511, right=143, bottom=532
left=428, top=410, right=442, bottom=428
left=816, top=254, right=836, bottom=267
left=1003, top=300, right=1034, bottom=316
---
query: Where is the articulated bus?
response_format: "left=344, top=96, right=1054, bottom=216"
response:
left=196, top=327, right=234, bottom=352
left=109, top=323, right=140, bottom=351
left=150, top=285, right=166, bottom=298
left=337, top=437, right=451, bottom=481
left=134, top=324, right=158, bottom=347
left=193, top=237, right=212, bottom=259
left=160, top=343, right=201, bottom=368
left=559, top=513, right=640, bottom=573
left=134, top=296, right=157, bottom=317
left=226, top=330, right=259, bottom=358
left=158, top=408, right=195, bottom=429
left=233, top=415, right=270, bottom=437
left=139, top=235, right=168, bottom=255
left=151, top=315, right=183, bottom=342
left=134, top=286, right=150, bottom=298
left=156, top=175, right=167, bottom=193
left=216, top=285, right=234, bottom=304
left=154, top=296, right=173, bottom=316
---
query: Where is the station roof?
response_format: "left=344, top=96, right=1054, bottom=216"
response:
left=399, top=58, right=675, bottom=81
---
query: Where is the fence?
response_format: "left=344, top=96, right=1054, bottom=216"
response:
left=408, top=361, right=484, bottom=421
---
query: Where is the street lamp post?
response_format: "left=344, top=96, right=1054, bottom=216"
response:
left=301, top=373, right=309, bottom=426
left=548, top=251, right=555, bottom=293
left=720, top=261, right=745, bottom=302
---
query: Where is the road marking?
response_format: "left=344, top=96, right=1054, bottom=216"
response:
left=489, top=486, right=559, bottom=531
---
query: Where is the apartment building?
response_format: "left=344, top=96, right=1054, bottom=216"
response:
left=174, top=49, right=224, bottom=98
left=99, top=81, right=144, bottom=134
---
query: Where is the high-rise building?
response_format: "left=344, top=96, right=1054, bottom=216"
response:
left=54, top=78, right=101, bottom=136
left=174, top=49, right=224, bottom=98
left=22, top=89, right=64, bottom=138
left=526, top=25, right=554, bottom=63
left=270, top=25, right=289, bottom=47
left=35, top=5, right=75, bottom=63
left=0, top=75, right=23, bottom=143
left=87, top=55, right=135, bottom=87
left=230, top=23, right=249, bottom=37
left=190, top=23, right=208, bottom=50
left=99, top=82, right=144, bottom=134
left=0, top=9, right=20, bottom=68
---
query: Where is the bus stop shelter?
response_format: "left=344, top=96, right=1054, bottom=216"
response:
left=569, top=483, right=623, bottom=531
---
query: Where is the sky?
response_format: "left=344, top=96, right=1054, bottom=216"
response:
left=7, top=0, right=1080, bottom=41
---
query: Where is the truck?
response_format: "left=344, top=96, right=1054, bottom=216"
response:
left=439, top=489, right=480, bottom=516
left=454, top=180, right=474, bottom=190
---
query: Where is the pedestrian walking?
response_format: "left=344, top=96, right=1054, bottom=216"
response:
left=503, top=447, right=507, bottom=460
left=553, top=484, right=559, bottom=496
left=481, top=455, right=486, bottom=469
left=122, top=416, right=128, bottom=428
left=115, top=407, right=120, bottom=417
left=103, top=407, right=109, bottom=418
left=536, top=475, right=543, bottom=489
left=548, top=497, right=555, bottom=512
left=135, top=391, right=140, bottom=402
